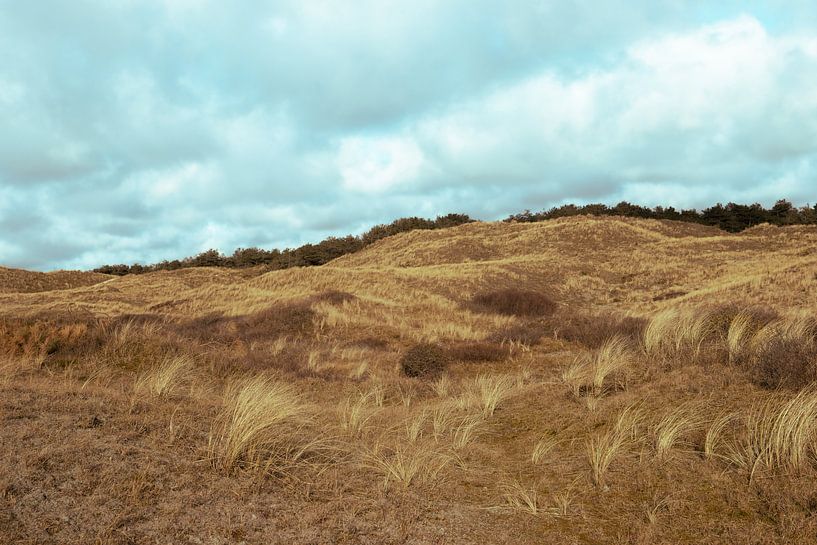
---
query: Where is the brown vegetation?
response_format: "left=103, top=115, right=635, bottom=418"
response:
left=3, top=216, right=817, bottom=544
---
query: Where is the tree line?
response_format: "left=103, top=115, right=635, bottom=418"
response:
left=505, top=199, right=817, bottom=232
left=93, top=199, right=817, bottom=276
left=93, top=214, right=473, bottom=275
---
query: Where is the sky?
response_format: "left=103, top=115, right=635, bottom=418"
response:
left=1, top=1, right=816, bottom=271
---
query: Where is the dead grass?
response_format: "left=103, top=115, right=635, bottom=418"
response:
left=338, top=389, right=380, bottom=437
left=739, top=389, right=817, bottom=477
left=5, top=217, right=817, bottom=543
left=363, top=443, right=451, bottom=489
left=208, top=375, right=311, bottom=473
left=133, top=354, right=196, bottom=397
left=653, top=401, right=704, bottom=458
left=587, top=405, right=642, bottom=487
left=456, top=374, right=517, bottom=418
left=561, top=335, right=634, bottom=398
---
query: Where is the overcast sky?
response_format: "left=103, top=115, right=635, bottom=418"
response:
left=1, top=1, right=816, bottom=271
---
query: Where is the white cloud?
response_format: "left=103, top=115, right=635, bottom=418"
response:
left=338, top=135, right=427, bottom=193
left=0, top=3, right=816, bottom=270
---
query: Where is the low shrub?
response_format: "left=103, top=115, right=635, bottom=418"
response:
left=749, top=336, right=817, bottom=390
left=468, top=289, right=556, bottom=317
left=400, top=343, right=450, bottom=378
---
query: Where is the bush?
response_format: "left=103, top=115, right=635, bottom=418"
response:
left=469, top=289, right=556, bottom=317
left=749, top=337, right=817, bottom=390
left=449, top=341, right=509, bottom=362
left=400, top=343, right=449, bottom=378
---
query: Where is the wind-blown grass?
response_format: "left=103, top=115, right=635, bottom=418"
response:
left=208, top=375, right=310, bottom=472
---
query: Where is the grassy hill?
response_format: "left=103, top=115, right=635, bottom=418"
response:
left=2, top=216, right=817, bottom=544
left=0, top=266, right=111, bottom=294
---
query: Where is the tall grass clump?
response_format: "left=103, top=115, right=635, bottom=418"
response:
left=339, top=389, right=380, bottom=437
left=643, top=308, right=715, bottom=363
left=653, top=402, right=704, bottom=458
left=208, top=375, right=309, bottom=472
left=562, top=335, right=634, bottom=398
left=704, top=411, right=738, bottom=461
left=457, top=374, right=517, bottom=418
left=738, top=389, right=817, bottom=477
left=364, top=444, right=451, bottom=489
left=587, top=405, right=642, bottom=487
left=133, top=354, right=195, bottom=397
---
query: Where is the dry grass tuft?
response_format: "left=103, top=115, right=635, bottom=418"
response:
left=704, top=411, right=738, bottom=461
left=653, top=402, right=704, bottom=458
left=561, top=335, right=634, bottom=398
left=208, top=375, right=309, bottom=472
left=457, top=374, right=517, bottom=418
left=500, top=481, right=540, bottom=515
left=531, top=435, right=559, bottom=465
left=643, top=309, right=714, bottom=362
left=364, top=443, right=451, bottom=489
left=339, top=390, right=380, bottom=437
left=587, top=405, right=642, bottom=487
left=450, top=415, right=485, bottom=450
left=134, top=354, right=196, bottom=397
left=738, top=389, right=817, bottom=477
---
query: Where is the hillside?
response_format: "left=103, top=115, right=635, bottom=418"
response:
left=0, top=266, right=111, bottom=294
left=2, top=216, right=817, bottom=544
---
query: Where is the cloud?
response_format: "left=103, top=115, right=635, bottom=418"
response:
left=0, top=3, right=815, bottom=270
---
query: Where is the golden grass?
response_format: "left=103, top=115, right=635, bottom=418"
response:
left=364, top=443, right=451, bottom=489
left=456, top=374, right=517, bottom=418
left=450, top=415, right=485, bottom=450
left=531, top=435, right=559, bottom=465
left=643, top=309, right=714, bottom=361
left=5, top=217, right=817, bottom=543
left=587, top=405, right=642, bottom=487
left=704, top=411, right=738, bottom=461
left=208, top=375, right=309, bottom=472
left=431, top=373, right=452, bottom=397
left=653, top=402, right=703, bottom=458
left=727, top=311, right=756, bottom=363
left=339, top=389, right=380, bottom=437
left=739, top=389, right=817, bottom=477
left=561, top=335, right=633, bottom=398
left=500, top=481, right=540, bottom=515
left=133, top=354, right=195, bottom=397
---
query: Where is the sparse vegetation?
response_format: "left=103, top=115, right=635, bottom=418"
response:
left=5, top=215, right=817, bottom=544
